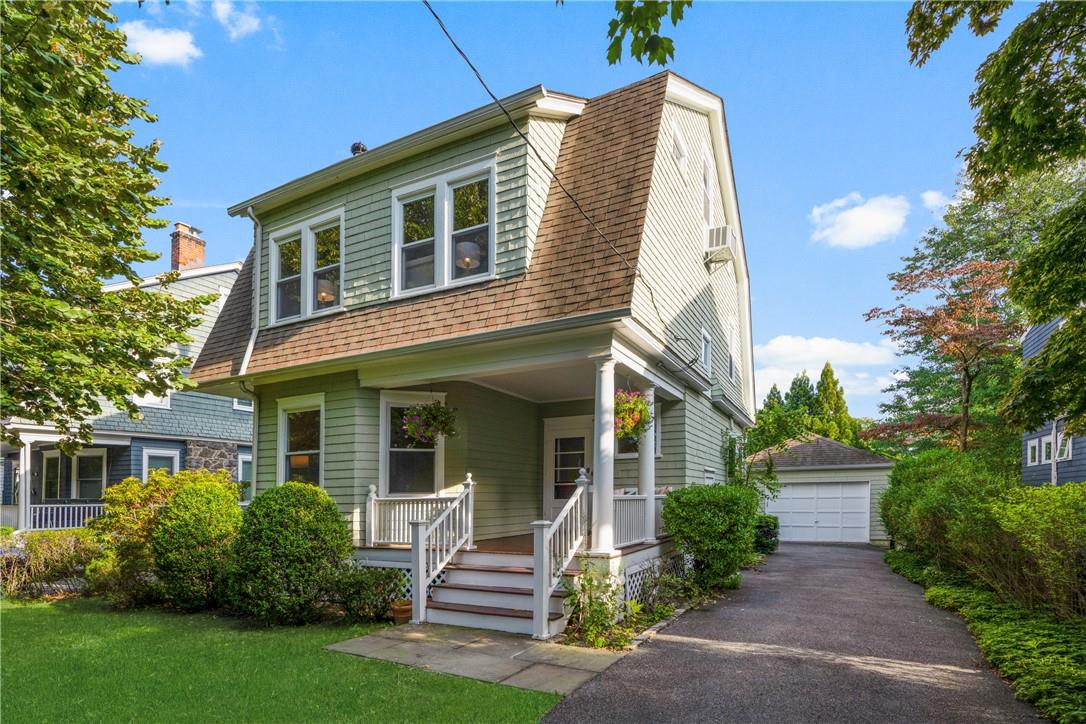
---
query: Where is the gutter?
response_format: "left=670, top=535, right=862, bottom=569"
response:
left=711, top=392, right=756, bottom=429
left=239, top=206, right=262, bottom=376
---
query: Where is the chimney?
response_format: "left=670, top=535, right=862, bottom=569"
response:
left=170, top=222, right=205, bottom=271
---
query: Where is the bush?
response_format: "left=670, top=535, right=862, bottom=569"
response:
left=1, top=529, right=101, bottom=598
left=227, top=482, right=352, bottom=625
left=563, top=561, right=636, bottom=649
left=753, top=514, right=779, bottom=555
left=335, top=567, right=405, bottom=623
left=151, top=479, right=243, bottom=611
left=662, top=484, right=759, bottom=589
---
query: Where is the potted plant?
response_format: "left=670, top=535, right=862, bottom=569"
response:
left=614, top=389, right=652, bottom=443
left=390, top=598, right=413, bottom=625
left=400, top=401, right=457, bottom=446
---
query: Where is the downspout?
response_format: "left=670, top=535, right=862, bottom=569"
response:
left=240, top=206, right=261, bottom=376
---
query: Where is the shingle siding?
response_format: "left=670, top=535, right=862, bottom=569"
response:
left=1020, top=318, right=1082, bottom=485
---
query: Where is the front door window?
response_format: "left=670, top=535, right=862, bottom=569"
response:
left=543, top=417, right=593, bottom=520
left=552, top=436, right=587, bottom=502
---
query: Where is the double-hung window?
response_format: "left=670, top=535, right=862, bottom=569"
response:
left=73, top=449, right=107, bottom=500
left=42, top=451, right=63, bottom=500
left=271, top=209, right=344, bottom=322
left=393, top=160, right=495, bottom=297
left=238, top=452, right=253, bottom=503
left=1027, top=438, right=1039, bottom=465
left=1042, top=435, right=1054, bottom=464
left=380, top=392, right=445, bottom=496
left=701, top=329, right=713, bottom=375
left=142, top=448, right=179, bottom=482
left=277, top=394, right=324, bottom=486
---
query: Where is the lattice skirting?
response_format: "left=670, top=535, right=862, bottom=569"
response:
left=353, top=562, right=446, bottom=600
left=622, top=552, right=687, bottom=605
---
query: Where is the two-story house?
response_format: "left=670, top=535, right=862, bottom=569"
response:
left=1021, top=319, right=1083, bottom=485
left=191, top=72, right=755, bottom=638
left=1, top=224, right=254, bottom=531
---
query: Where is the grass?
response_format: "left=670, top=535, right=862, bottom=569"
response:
left=1, top=597, right=560, bottom=723
left=885, top=549, right=1086, bottom=724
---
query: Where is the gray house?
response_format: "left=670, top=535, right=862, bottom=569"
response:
left=1, top=224, right=254, bottom=531
left=1021, top=319, right=1083, bottom=485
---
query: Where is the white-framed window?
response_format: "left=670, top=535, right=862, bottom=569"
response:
left=703, top=467, right=716, bottom=485
left=729, top=320, right=739, bottom=382
left=700, top=328, right=713, bottom=375
left=42, top=450, right=63, bottom=500
left=277, top=393, right=324, bottom=487
left=391, top=159, right=496, bottom=298
left=1027, top=438, right=1039, bottom=466
left=238, top=452, right=253, bottom=503
left=617, top=403, right=664, bottom=458
left=1042, top=435, right=1054, bottom=464
left=233, top=398, right=254, bottom=412
left=701, top=152, right=714, bottom=231
left=671, top=118, right=687, bottom=172
left=142, top=447, right=179, bottom=482
left=269, top=208, right=344, bottom=323
left=379, top=391, right=446, bottom=496
left=72, top=449, right=107, bottom=500
left=1055, top=431, right=1073, bottom=462
left=133, top=389, right=171, bottom=409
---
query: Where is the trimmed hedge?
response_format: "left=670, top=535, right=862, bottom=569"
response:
left=661, top=484, right=759, bottom=589
left=336, top=567, right=405, bottom=623
left=151, top=479, right=243, bottom=611
left=228, top=482, right=352, bottom=625
left=754, top=514, right=779, bottom=555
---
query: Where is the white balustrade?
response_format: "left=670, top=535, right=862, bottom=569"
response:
left=613, top=495, right=648, bottom=547
left=29, top=503, right=104, bottom=531
left=531, top=468, right=590, bottom=639
left=368, top=492, right=457, bottom=546
left=410, top=475, right=476, bottom=623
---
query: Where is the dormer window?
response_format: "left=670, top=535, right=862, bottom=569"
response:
left=270, top=208, right=344, bottom=323
left=392, top=159, right=495, bottom=298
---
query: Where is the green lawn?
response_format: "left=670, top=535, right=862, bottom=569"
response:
left=1, top=598, right=559, bottom=723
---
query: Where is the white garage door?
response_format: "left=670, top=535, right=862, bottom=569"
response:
left=765, top=482, right=869, bottom=543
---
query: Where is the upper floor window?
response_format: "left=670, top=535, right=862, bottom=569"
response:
left=1056, top=432, right=1072, bottom=461
left=1028, top=438, right=1039, bottom=465
left=270, top=209, right=344, bottom=323
left=700, top=328, right=713, bottom=375
left=729, top=320, right=739, bottom=382
left=392, top=160, right=495, bottom=298
left=1042, top=435, right=1054, bottom=464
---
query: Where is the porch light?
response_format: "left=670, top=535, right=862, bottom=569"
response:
left=454, top=240, right=481, bottom=270
left=316, top=278, right=337, bottom=303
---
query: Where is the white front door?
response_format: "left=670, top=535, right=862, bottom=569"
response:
left=542, top=416, right=594, bottom=521
left=765, top=482, right=870, bottom=543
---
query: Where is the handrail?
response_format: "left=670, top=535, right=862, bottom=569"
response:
left=530, top=468, right=590, bottom=639
left=409, top=475, right=475, bottom=624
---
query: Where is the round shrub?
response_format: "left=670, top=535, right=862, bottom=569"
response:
left=151, top=479, right=243, bottom=611
left=753, top=514, right=780, bottom=555
left=228, top=482, right=352, bottom=625
left=661, top=484, right=759, bottom=589
left=335, top=567, right=406, bottom=623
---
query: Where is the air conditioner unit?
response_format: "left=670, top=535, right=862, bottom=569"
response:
left=704, top=224, right=736, bottom=265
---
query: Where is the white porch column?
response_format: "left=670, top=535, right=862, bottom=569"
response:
left=592, top=357, right=616, bottom=554
left=638, top=385, right=657, bottom=543
left=17, top=440, right=32, bottom=531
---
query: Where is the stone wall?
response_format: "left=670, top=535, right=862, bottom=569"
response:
left=185, top=440, right=238, bottom=479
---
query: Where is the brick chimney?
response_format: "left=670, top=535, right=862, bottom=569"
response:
left=170, top=222, right=206, bottom=271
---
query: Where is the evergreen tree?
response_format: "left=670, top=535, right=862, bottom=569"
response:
left=783, top=372, right=817, bottom=416
left=762, top=384, right=784, bottom=411
left=810, top=363, right=858, bottom=445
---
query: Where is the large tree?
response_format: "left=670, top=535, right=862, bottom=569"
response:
left=1, top=1, right=211, bottom=453
left=809, top=363, right=859, bottom=445
left=906, top=1, right=1086, bottom=432
left=783, top=372, right=818, bottom=417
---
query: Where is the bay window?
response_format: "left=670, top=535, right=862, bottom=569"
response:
left=277, top=394, right=324, bottom=486
left=392, top=159, right=495, bottom=297
left=380, top=391, right=445, bottom=496
left=270, top=209, right=344, bottom=322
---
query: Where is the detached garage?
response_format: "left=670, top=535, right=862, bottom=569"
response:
left=751, top=435, right=893, bottom=545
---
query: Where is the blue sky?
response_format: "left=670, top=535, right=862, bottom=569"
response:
left=110, top=0, right=1030, bottom=418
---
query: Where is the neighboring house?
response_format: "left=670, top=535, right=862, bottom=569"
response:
left=751, top=435, right=893, bottom=545
left=191, top=72, right=755, bottom=638
left=1, top=224, right=254, bottom=531
left=1020, top=319, right=1083, bottom=485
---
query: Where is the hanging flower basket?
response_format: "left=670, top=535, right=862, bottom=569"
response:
left=401, top=401, right=457, bottom=446
left=614, top=390, right=652, bottom=443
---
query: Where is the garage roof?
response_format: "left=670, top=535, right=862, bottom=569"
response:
left=749, top=434, right=893, bottom=469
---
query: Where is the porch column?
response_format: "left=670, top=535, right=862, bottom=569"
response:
left=638, top=385, right=657, bottom=543
left=17, top=439, right=31, bottom=531
left=592, top=357, right=616, bottom=554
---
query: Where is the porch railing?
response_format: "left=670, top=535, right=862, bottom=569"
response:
left=367, top=491, right=458, bottom=546
left=613, top=495, right=649, bottom=547
left=409, top=475, right=475, bottom=623
left=29, top=503, right=104, bottom=531
left=531, top=469, right=590, bottom=639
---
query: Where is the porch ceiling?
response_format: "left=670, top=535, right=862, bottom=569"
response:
left=467, top=360, right=597, bottom=403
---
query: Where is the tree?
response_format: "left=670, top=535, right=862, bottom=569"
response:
left=747, top=394, right=805, bottom=455
left=605, top=0, right=692, bottom=65
left=1, top=2, right=211, bottom=453
left=783, top=372, right=817, bottom=416
left=762, top=384, right=784, bottom=411
left=810, top=363, right=859, bottom=445
left=866, top=261, right=1021, bottom=451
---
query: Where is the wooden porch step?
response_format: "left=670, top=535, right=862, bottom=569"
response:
left=444, top=562, right=580, bottom=576
left=425, top=599, right=563, bottom=621
left=434, top=581, right=564, bottom=598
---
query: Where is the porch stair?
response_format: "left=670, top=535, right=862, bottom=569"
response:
left=425, top=549, right=575, bottom=637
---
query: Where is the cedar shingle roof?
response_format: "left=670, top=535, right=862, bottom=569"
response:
left=749, top=434, right=894, bottom=469
left=191, top=72, right=671, bottom=384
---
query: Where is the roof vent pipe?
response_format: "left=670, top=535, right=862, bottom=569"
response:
left=350, top=141, right=367, bottom=156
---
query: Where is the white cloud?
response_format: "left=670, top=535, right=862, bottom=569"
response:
left=121, top=21, right=202, bottom=67
left=212, top=0, right=262, bottom=40
left=809, top=192, right=910, bottom=249
left=921, top=190, right=951, bottom=216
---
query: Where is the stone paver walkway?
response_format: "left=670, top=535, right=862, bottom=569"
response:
left=326, top=623, right=626, bottom=695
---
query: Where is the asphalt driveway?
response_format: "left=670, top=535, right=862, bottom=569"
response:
left=545, top=543, right=1038, bottom=723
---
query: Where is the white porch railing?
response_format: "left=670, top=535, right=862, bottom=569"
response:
left=613, top=495, right=648, bottom=547
left=410, top=475, right=476, bottom=623
left=531, top=468, right=590, bottom=639
left=1, top=505, right=18, bottom=530
left=29, top=503, right=104, bottom=531
left=654, top=494, right=666, bottom=538
left=367, top=492, right=458, bottom=546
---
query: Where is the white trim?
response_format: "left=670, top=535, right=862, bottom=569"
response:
left=71, top=448, right=107, bottom=500
left=703, top=467, right=716, bottom=485
left=1055, top=431, right=1072, bottom=462
left=1027, top=438, right=1040, bottom=466
left=233, top=397, right=254, bottom=412
left=378, top=390, right=446, bottom=497
left=132, top=389, right=171, bottom=410
left=102, top=261, right=243, bottom=292
left=41, top=450, right=63, bottom=501
left=269, top=207, right=345, bottom=324
left=700, top=328, right=713, bottom=375
left=276, top=393, right=326, bottom=487
left=670, top=117, right=688, bottom=174
left=237, top=452, right=253, bottom=502
left=542, top=415, right=595, bottom=520
left=142, top=447, right=180, bottom=482
left=1041, top=434, right=1054, bottom=464
left=767, top=480, right=872, bottom=543
left=391, top=158, right=497, bottom=299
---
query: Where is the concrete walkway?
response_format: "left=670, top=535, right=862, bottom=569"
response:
left=546, top=544, right=1039, bottom=723
left=326, top=623, right=625, bottom=695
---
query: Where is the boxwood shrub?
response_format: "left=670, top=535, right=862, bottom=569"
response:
left=335, top=566, right=405, bottom=623
left=151, top=479, right=243, bottom=611
left=753, top=513, right=780, bottom=555
left=228, top=482, right=352, bottom=625
left=662, top=484, right=759, bottom=589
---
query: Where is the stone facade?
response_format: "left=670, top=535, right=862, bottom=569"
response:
left=185, top=440, right=238, bottom=478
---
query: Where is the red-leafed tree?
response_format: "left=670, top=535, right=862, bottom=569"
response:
left=865, top=261, right=1021, bottom=452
